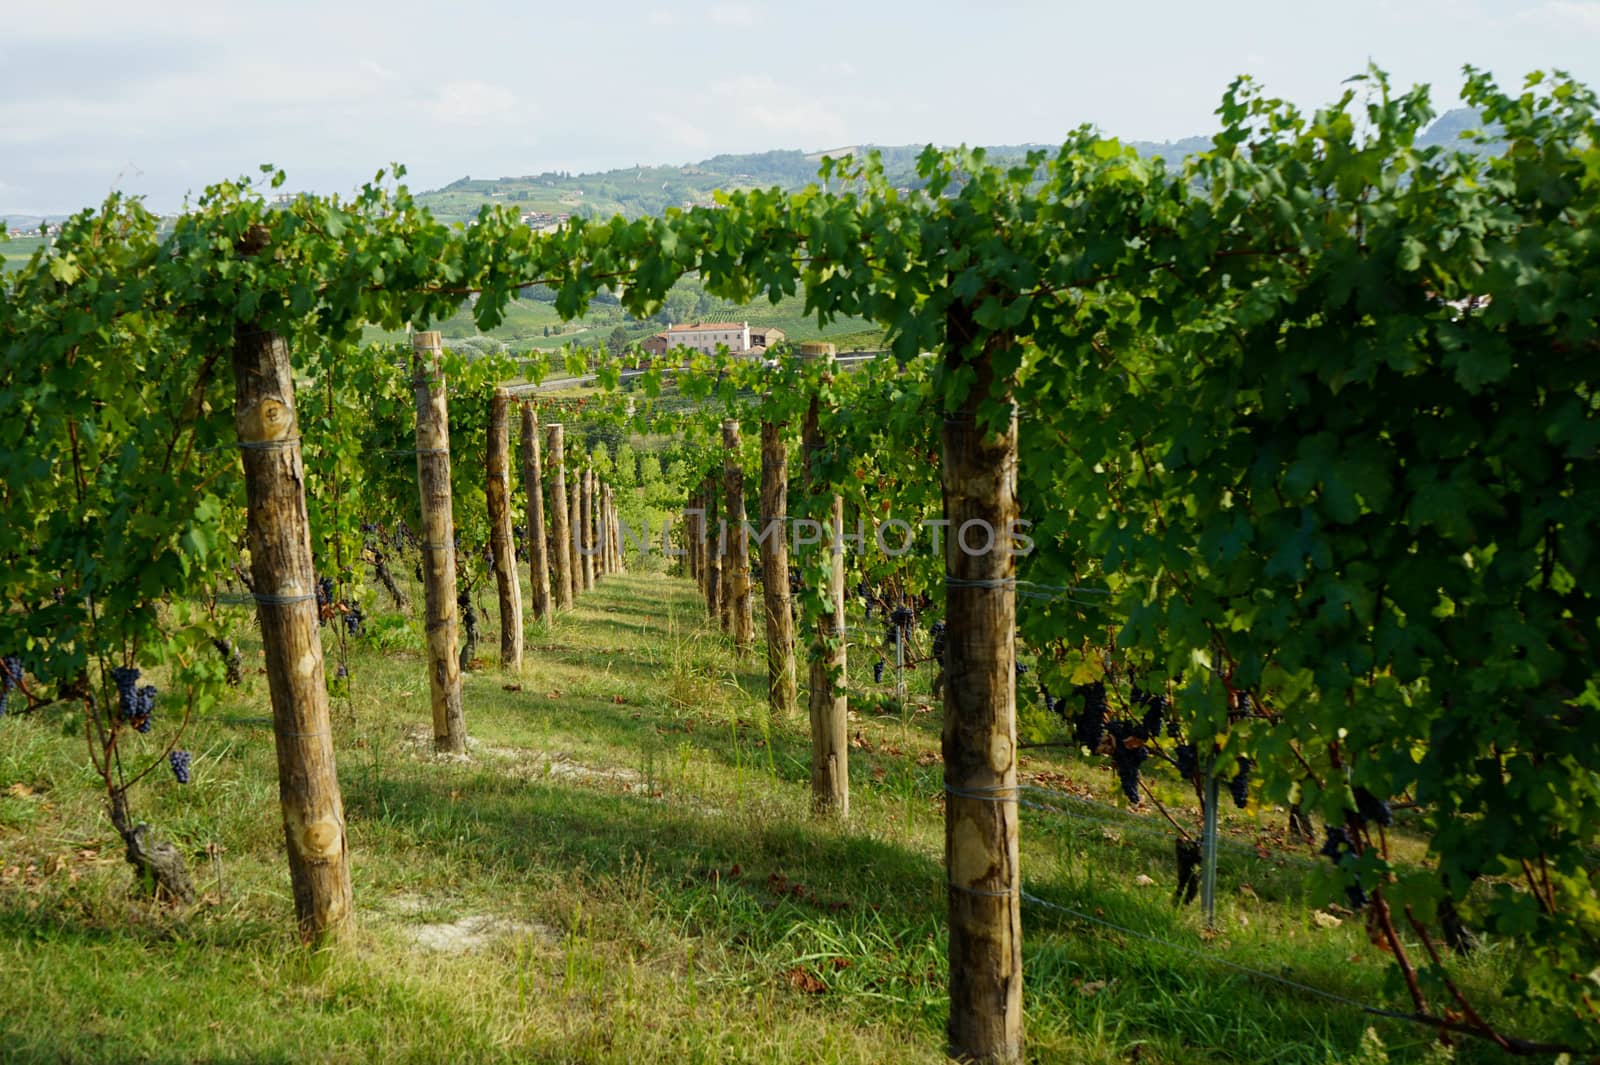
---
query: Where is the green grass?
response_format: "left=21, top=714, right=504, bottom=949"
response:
left=0, top=561, right=1535, bottom=1063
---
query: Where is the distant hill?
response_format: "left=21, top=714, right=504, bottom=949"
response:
left=0, top=110, right=1494, bottom=231
left=412, top=108, right=1494, bottom=223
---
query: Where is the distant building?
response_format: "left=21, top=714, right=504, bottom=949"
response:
left=648, top=321, right=752, bottom=356
left=749, top=326, right=785, bottom=349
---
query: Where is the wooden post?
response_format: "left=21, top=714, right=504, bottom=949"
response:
left=609, top=486, right=624, bottom=573
left=231, top=294, right=353, bottom=942
left=718, top=464, right=733, bottom=634
left=942, top=318, right=1023, bottom=1065
left=545, top=423, right=572, bottom=611
left=487, top=389, right=524, bottom=671
left=520, top=404, right=552, bottom=623
left=599, top=483, right=613, bottom=577
left=580, top=466, right=596, bottom=590
left=803, top=382, right=848, bottom=818
left=723, top=420, right=754, bottom=655
left=568, top=471, right=583, bottom=598
left=703, top=474, right=721, bottom=624
left=412, top=331, right=467, bottom=755
left=704, top=473, right=723, bottom=623
left=760, top=419, right=797, bottom=717
left=685, top=496, right=698, bottom=583
left=592, top=479, right=606, bottom=580
left=692, top=485, right=707, bottom=589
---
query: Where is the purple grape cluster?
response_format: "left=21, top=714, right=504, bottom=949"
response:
left=344, top=604, right=365, bottom=637
left=1130, top=684, right=1169, bottom=740
left=168, top=749, right=192, bottom=785
left=315, top=576, right=336, bottom=625
left=1319, top=826, right=1368, bottom=908
left=1352, top=786, right=1393, bottom=827
left=111, top=666, right=157, bottom=731
left=1104, top=719, right=1149, bottom=805
left=873, top=659, right=885, bottom=683
left=1227, top=757, right=1252, bottom=808
left=0, top=654, right=21, bottom=716
left=1173, top=743, right=1199, bottom=780
left=1072, top=682, right=1108, bottom=750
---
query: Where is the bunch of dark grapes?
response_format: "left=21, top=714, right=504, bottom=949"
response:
left=1039, top=684, right=1059, bottom=716
left=1015, top=660, right=1029, bottom=677
left=1352, top=786, right=1393, bottom=827
left=1129, top=685, right=1169, bottom=741
left=1104, top=719, right=1148, bottom=805
left=1320, top=825, right=1353, bottom=864
left=873, top=659, right=885, bottom=683
left=1319, top=827, right=1368, bottom=908
left=1227, top=757, right=1252, bottom=808
left=212, top=638, right=244, bottom=687
left=169, top=749, right=192, bottom=785
left=864, top=602, right=873, bottom=620
left=890, top=605, right=913, bottom=630
left=930, top=621, right=947, bottom=664
left=344, top=604, right=366, bottom=637
left=0, top=654, right=21, bottom=716
left=1174, top=837, right=1202, bottom=905
left=315, top=577, right=336, bottom=626
left=1072, top=682, right=1107, bottom=750
left=1173, top=743, right=1199, bottom=780
left=110, top=665, right=148, bottom=729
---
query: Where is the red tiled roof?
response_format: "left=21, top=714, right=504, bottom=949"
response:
left=665, top=322, right=746, bottom=333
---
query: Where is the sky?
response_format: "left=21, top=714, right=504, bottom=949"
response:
left=2, top=0, right=1598, bottom=216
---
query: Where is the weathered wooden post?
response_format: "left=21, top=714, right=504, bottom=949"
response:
left=760, top=418, right=797, bottom=717
left=546, top=423, right=573, bottom=611
left=580, top=466, right=597, bottom=590
left=230, top=247, right=353, bottom=941
left=942, top=318, right=1022, bottom=1065
left=685, top=495, right=699, bottom=583
left=486, top=389, right=524, bottom=671
left=718, top=465, right=733, bottom=634
left=600, top=482, right=614, bottom=577
left=803, top=378, right=848, bottom=818
left=520, top=404, right=552, bottom=623
left=567, top=470, right=582, bottom=598
left=412, top=331, right=467, bottom=755
left=723, top=419, right=754, bottom=655
left=692, top=484, right=707, bottom=590
left=592, top=479, right=606, bottom=580
left=608, top=485, right=625, bottom=573
left=703, top=474, right=721, bottom=624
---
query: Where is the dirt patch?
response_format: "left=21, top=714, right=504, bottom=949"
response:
left=404, top=913, right=559, bottom=954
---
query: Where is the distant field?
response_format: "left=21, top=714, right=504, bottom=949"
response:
left=365, top=284, right=885, bottom=356
left=1, top=234, right=48, bottom=273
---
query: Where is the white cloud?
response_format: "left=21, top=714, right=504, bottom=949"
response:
left=650, top=111, right=712, bottom=151
left=709, top=2, right=756, bottom=27
left=648, top=9, right=677, bottom=25
left=424, top=82, right=519, bottom=126
left=711, top=76, right=846, bottom=143
left=1515, top=0, right=1600, bottom=33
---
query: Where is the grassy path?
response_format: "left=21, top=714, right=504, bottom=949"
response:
left=0, top=569, right=1523, bottom=1063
